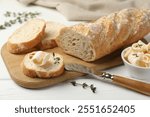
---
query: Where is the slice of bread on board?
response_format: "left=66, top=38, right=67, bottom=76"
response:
left=36, top=21, right=65, bottom=50
left=22, top=51, right=64, bottom=78
left=7, top=19, right=46, bottom=54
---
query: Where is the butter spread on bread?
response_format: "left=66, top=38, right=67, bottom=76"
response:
left=22, top=51, right=64, bottom=78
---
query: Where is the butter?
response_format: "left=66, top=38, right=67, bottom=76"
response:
left=125, top=40, right=150, bottom=68
left=32, top=51, right=45, bottom=64
left=131, top=40, right=146, bottom=52
left=32, top=51, right=52, bottom=68
left=40, top=54, right=52, bottom=68
left=138, top=54, right=150, bottom=67
left=147, top=43, right=150, bottom=54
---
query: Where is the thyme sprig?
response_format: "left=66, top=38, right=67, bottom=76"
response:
left=0, top=11, right=40, bottom=30
left=70, top=81, right=97, bottom=93
left=52, top=52, right=60, bottom=64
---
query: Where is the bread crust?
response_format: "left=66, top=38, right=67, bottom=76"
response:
left=7, top=19, right=46, bottom=54
left=57, top=8, right=150, bottom=61
left=21, top=51, right=64, bottom=78
left=36, top=38, right=57, bottom=50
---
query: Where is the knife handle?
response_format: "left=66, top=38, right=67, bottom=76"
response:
left=113, top=75, right=150, bottom=96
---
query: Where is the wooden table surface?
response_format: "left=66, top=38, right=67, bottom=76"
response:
left=0, top=0, right=149, bottom=100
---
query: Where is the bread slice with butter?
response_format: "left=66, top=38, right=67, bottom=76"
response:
left=7, top=19, right=46, bottom=54
left=36, top=21, right=65, bottom=50
left=21, top=51, right=64, bottom=78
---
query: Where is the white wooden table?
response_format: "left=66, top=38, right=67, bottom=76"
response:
left=0, top=0, right=149, bottom=100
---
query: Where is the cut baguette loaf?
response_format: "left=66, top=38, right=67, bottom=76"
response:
left=7, top=19, right=46, bottom=54
left=36, top=21, right=65, bottom=50
left=22, top=51, right=64, bottom=78
left=57, top=8, right=150, bottom=61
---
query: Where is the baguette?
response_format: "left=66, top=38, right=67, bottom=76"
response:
left=57, top=8, right=150, bottom=61
left=7, top=19, right=46, bottom=54
left=22, top=51, right=64, bottom=78
left=36, top=21, right=65, bottom=50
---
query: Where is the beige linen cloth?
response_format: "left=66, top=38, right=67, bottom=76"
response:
left=18, top=0, right=150, bottom=21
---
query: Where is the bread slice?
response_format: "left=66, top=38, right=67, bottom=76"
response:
left=36, top=21, right=65, bottom=50
left=7, top=19, right=46, bottom=54
left=22, top=51, right=64, bottom=78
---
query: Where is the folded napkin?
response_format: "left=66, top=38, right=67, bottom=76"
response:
left=18, top=0, right=150, bottom=21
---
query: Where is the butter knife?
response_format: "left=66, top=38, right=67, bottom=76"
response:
left=65, top=64, right=150, bottom=96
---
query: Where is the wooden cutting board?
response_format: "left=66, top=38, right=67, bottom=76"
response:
left=1, top=43, right=123, bottom=89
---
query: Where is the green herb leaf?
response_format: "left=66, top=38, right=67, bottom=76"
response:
left=82, top=83, right=88, bottom=88
left=9, top=20, right=16, bottom=24
left=4, top=22, right=11, bottom=27
left=4, top=11, right=11, bottom=17
left=91, top=87, right=96, bottom=93
left=53, top=52, right=55, bottom=57
left=70, top=81, right=77, bottom=86
left=0, top=25, right=6, bottom=30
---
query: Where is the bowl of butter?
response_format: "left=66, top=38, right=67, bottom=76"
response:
left=121, top=40, right=150, bottom=82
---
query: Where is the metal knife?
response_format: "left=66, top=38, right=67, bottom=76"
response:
left=65, top=64, right=150, bottom=96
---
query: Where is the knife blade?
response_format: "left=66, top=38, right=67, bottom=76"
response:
left=65, top=64, right=150, bottom=96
